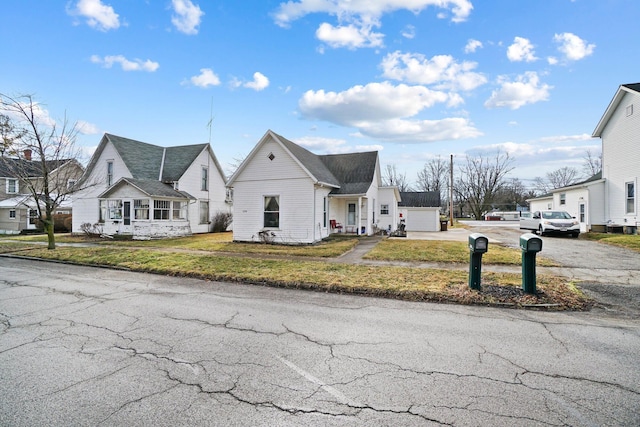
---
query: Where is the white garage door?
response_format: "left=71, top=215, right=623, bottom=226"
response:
left=405, top=208, right=438, bottom=231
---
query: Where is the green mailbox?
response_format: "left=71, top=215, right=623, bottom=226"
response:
left=468, top=233, right=489, bottom=290
left=520, top=233, right=542, bottom=294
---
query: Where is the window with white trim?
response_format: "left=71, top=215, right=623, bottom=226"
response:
left=106, top=161, right=113, bottom=186
left=201, top=167, right=208, bottom=191
left=6, top=178, right=18, bottom=194
left=380, top=204, right=390, bottom=215
left=99, top=200, right=107, bottom=223
left=626, top=181, right=635, bottom=214
left=264, top=196, right=280, bottom=228
left=154, top=200, right=170, bottom=220
left=199, top=201, right=209, bottom=224
left=108, top=200, right=122, bottom=220
left=173, top=201, right=187, bottom=220
left=9, top=209, right=16, bottom=219
left=134, top=199, right=150, bottom=219
left=560, top=193, right=566, bottom=205
left=29, top=209, right=38, bottom=225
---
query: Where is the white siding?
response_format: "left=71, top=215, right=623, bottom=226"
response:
left=602, top=91, right=640, bottom=225
left=377, top=187, right=399, bottom=232
left=403, top=207, right=440, bottom=231
left=72, top=141, right=131, bottom=232
left=231, top=137, right=320, bottom=244
left=529, top=197, right=553, bottom=213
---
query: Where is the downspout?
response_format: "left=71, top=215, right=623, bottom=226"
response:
left=313, top=185, right=317, bottom=242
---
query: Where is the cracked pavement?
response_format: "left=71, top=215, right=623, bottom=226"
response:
left=1, top=257, right=639, bottom=426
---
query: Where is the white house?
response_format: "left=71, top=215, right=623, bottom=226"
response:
left=526, top=83, right=639, bottom=233
left=72, top=133, right=228, bottom=239
left=593, top=83, right=639, bottom=233
left=227, top=130, right=400, bottom=244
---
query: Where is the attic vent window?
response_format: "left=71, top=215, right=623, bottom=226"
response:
left=268, top=152, right=275, bottom=161
left=627, top=104, right=634, bottom=117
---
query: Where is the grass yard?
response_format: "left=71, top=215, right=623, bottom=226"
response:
left=2, top=244, right=590, bottom=310
left=364, top=239, right=560, bottom=267
left=582, top=232, right=640, bottom=253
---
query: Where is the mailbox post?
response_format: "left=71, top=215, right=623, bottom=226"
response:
left=520, top=233, right=543, bottom=294
left=468, top=233, right=489, bottom=290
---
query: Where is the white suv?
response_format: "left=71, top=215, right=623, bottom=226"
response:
left=520, top=210, right=580, bottom=237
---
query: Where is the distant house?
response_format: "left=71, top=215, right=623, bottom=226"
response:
left=398, top=191, right=441, bottom=231
left=526, top=83, right=639, bottom=233
left=72, top=133, right=228, bottom=239
left=227, top=130, right=400, bottom=244
left=0, top=151, right=83, bottom=234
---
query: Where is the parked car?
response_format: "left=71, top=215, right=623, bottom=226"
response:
left=520, top=210, right=580, bottom=237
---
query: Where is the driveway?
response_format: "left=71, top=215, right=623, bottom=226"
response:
left=429, top=222, right=640, bottom=318
left=1, top=258, right=639, bottom=426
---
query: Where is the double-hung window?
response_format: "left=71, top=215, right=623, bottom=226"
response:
left=106, top=161, right=113, bottom=186
left=264, top=196, right=280, bottom=228
left=201, top=167, right=208, bottom=191
left=154, top=200, right=170, bottom=220
left=380, top=204, right=389, bottom=215
left=626, top=181, right=635, bottom=214
left=9, top=209, right=16, bottom=219
left=108, top=200, right=122, bottom=220
left=173, top=201, right=187, bottom=220
left=6, top=178, right=18, bottom=194
left=199, top=201, right=209, bottom=224
left=134, top=199, right=150, bottom=219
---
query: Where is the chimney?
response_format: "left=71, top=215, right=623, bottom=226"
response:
left=23, top=149, right=32, bottom=161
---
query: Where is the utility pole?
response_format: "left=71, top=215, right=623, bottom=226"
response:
left=450, top=154, right=454, bottom=226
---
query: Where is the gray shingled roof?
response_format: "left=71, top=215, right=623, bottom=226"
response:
left=622, top=83, right=640, bottom=92
left=320, top=151, right=378, bottom=195
left=99, top=177, right=193, bottom=199
left=398, top=191, right=441, bottom=207
left=0, top=157, right=74, bottom=178
left=271, top=131, right=378, bottom=195
left=162, top=144, right=208, bottom=182
left=273, top=132, right=341, bottom=187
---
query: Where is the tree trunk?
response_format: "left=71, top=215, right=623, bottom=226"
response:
left=45, top=218, right=56, bottom=250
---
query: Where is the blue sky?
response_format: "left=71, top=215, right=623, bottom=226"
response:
left=2, top=0, right=638, bottom=189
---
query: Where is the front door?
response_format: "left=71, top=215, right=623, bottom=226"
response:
left=122, top=201, right=132, bottom=233
left=347, top=203, right=356, bottom=226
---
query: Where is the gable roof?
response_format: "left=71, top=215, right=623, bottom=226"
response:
left=228, top=130, right=379, bottom=196
left=0, top=157, right=76, bottom=178
left=81, top=133, right=226, bottom=186
left=98, top=177, right=194, bottom=199
left=593, top=83, right=640, bottom=137
left=398, top=191, right=440, bottom=207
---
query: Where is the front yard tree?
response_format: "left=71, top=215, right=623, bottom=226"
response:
left=0, top=93, right=83, bottom=249
left=454, top=150, right=514, bottom=220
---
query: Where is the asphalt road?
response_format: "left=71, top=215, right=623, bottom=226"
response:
left=1, top=258, right=639, bottom=426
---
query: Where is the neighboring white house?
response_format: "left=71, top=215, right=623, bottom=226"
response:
left=227, top=130, right=401, bottom=244
left=593, top=83, right=639, bottom=233
left=72, top=133, right=228, bottom=239
left=526, top=83, right=639, bottom=233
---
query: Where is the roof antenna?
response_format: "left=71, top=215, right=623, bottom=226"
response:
left=207, top=96, right=215, bottom=145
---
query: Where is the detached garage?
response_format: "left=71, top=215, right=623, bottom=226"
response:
left=398, top=192, right=441, bottom=231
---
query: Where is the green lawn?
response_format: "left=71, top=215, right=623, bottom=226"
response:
left=582, top=232, right=640, bottom=253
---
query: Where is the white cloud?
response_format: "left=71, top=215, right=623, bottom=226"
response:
left=273, top=1, right=472, bottom=50
left=90, top=55, right=159, bottom=72
left=507, top=37, right=537, bottom=62
left=553, top=32, right=595, bottom=61
left=299, top=81, right=481, bottom=142
left=464, top=39, right=482, bottom=53
left=273, top=0, right=473, bottom=26
left=171, top=0, right=204, bottom=35
left=537, top=133, right=592, bottom=143
left=316, top=21, right=384, bottom=49
left=68, top=0, right=120, bottom=31
left=401, top=25, right=416, bottom=39
left=547, top=56, right=558, bottom=65
left=484, top=72, right=551, bottom=110
left=243, top=72, right=270, bottom=91
left=296, top=136, right=347, bottom=153
left=76, top=120, right=100, bottom=135
left=380, top=51, right=487, bottom=92
left=187, top=68, right=221, bottom=88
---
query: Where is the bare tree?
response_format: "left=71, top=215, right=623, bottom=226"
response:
left=0, top=94, right=84, bottom=249
left=415, top=156, right=447, bottom=200
left=533, top=166, right=579, bottom=194
left=0, top=114, right=25, bottom=155
left=382, top=164, right=412, bottom=191
left=582, top=149, right=602, bottom=178
left=454, top=150, right=514, bottom=219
